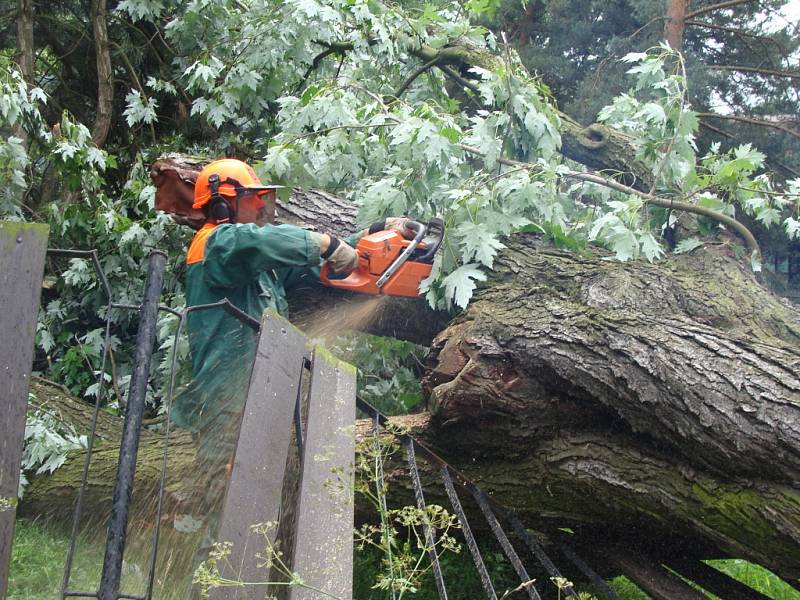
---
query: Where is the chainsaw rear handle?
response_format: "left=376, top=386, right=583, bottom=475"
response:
left=414, top=218, right=444, bottom=264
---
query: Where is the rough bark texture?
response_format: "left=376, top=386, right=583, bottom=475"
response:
left=15, top=0, right=34, bottom=85
left=90, top=0, right=113, bottom=147
left=417, top=236, right=800, bottom=578
left=21, top=161, right=800, bottom=585
left=664, top=0, right=688, bottom=51
left=20, top=238, right=800, bottom=582
left=14, top=0, right=34, bottom=144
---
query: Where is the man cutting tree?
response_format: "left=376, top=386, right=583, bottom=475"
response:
left=170, top=158, right=411, bottom=584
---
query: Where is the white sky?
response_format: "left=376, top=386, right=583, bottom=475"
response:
left=782, top=0, right=800, bottom=21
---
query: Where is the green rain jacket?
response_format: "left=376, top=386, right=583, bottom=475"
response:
left=171, top=222, right=323, bottom=432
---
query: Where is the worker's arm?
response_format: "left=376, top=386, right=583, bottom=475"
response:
left=203, top=223, right=323, bottom=288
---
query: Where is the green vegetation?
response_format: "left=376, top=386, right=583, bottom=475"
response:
left=8, top=519, right=104, bottom=600
left=11, top=518, right=800, bottom=600
left=707, top=559, right=800, bottom=600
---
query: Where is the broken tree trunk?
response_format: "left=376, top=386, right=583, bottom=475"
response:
left=19, top=224, right=800, bottom=583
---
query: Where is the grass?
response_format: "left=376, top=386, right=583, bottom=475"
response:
left=706, top=559, right=800, bottom=600
left=9, top=518, right=800, bottom=599
left=8, top=518, right=197, bottom=600
left=8, top=518, right=106, bottom=600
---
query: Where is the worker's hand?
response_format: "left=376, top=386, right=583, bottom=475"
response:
left=385, top=217, right=414, bottom=238
left=324, top=237, right=359, bottom=275
left=366, top=217, right=416, bottom=239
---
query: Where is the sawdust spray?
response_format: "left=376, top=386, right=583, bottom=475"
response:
left=300, top=296, right=387, bottom=342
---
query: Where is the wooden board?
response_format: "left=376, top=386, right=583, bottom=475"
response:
left=0, top=222, right=49, bottom=598
left=212, top=313, right=308, bottom=599
left=287, top=348, right=356, bottom=600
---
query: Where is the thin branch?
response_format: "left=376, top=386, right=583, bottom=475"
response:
left=685, top=20, right=792, bottom=56
left=459, top=143, right=760, bottom=257
left=704, top=64, right=800, bottom=80
left=699, top=122, right=800, bottom=179
left=699, top=120, right=735, bottom=139
left=685, top=0, right=758, bottom=19
left=437, top=64, right=481, bottom=95
left=296, top=46, right=340, bottom=92
left=281, top=122, right=395, bottom=146
left=697, top=112, right=800, bottom=140
left=110, top=40, right=157, bottom=143
left=394, top=57, right=440, bottom=99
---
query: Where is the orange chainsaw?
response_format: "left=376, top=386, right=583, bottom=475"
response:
left=320, top=219, right=444, bottom=298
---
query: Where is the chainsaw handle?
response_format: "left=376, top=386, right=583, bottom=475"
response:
left=404, top=219, right=424, bottom=238
left=414, top=218, right=444, bottom=264
left=319, top=258, right=356, bottom=286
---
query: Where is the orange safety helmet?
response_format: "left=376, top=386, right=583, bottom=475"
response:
left=192, top=159, right=278, bottom=211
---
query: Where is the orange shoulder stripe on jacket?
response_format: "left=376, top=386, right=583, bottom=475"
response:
left=186, top=223, right=217, bottom=265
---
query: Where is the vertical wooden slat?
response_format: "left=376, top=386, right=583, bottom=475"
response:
left=288, top=348, right=356, bottom=600
left=0, top=222, right=49, bottom=598
left=212, top=313, right=308, bottom=600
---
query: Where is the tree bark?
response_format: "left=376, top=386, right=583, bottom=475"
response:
left=664, top=0, right=688, bottom=51
left=14, top=0, right=34, bottom=144
left=23, top=159, right=800, bottom=584
left=90, top=0, right=113, bottom=147
left=417, top=236, right=800, bottom=578
left=15, top=0, right=34, bottom=85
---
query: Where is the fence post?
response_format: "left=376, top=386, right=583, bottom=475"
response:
left=98, top=251, right=167, bottom=600
left=212, top=313, right=309, bottom=600
left=287, top=347, right=356, bottom=600
left=0, top=222, right=49, bottom=599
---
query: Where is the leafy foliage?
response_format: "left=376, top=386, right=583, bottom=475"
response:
left=19, top=403, right=87, bottom=497
left=328, top=332, right=427, bottom=416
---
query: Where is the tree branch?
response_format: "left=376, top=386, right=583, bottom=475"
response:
left=296, top=46, right=341, bottom=93
left=394, top=57, right=440, bottom=99
left=704, top=64, right=800, bottom=80
left=459, top=143, right=761, bottom=258
left=685, top=0, right=758, bottom=19
left=699, top=121, right=800, bottom=179
left=697, top=112, right=800, bottom=140
left=685, top=20, right=792, bottom=56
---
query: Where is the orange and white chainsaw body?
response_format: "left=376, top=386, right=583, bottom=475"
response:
left=319, top=221, right=443, bottom=298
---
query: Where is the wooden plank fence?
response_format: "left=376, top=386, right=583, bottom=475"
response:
left=213, top=313, right=356, bottom=600
left=0, top=222, right=49, bottom=598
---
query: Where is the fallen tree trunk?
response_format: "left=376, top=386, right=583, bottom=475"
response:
left=20, top=230, right=800, bottom=582
left=21, top=158, right=800, bottom=582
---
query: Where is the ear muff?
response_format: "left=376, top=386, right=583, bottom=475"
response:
left=207, top=173, right=235, bottom=223
left=209, top=198, right=233, bottom=222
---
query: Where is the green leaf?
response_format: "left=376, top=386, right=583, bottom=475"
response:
left=621, top=52, right=648, bottom=63
left=785, top=217, right=800, bottom=240
left=442, top=263, right=486, bottom=309
left=456, top=222, right=506, bottom=268
left=755, top=207, right=781, bottom=227
left=639, top=232, right=663, bottom=262
left=674, top=237, right=704, bottom=254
